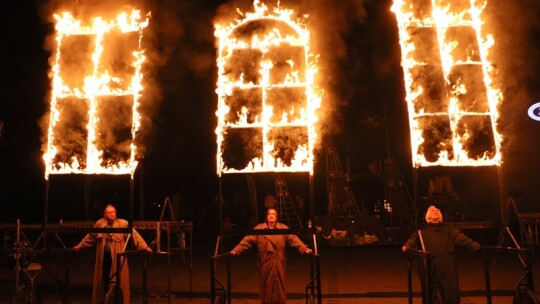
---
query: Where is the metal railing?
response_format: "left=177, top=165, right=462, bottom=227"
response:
left=113, top=249, right=150, bottom=304
left=405, top=248, right=433, bottom=304
left=210, top=232, right=321, bottom=304
left=482, top=246, right=535, bottom=304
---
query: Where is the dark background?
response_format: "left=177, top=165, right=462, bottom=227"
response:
left=1, top=0, right=539, bottom=242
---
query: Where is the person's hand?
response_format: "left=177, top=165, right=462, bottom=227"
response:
left=145, top=246, right=153, bottom=253
left=230, top=250, right=237, bottom=256
left=305, top=248, right=313, bottom=254
left=73, top=244, right=81, bottom=252
left=401, top=246, right=409, bottom=253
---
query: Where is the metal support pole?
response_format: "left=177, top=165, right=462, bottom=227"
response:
left=412, top=167, right=419, bottom=226
left=42, top=178, right=50, bottom=249
left=15, top=219, right=21, bottom=292
left=425, top=254, right=432, bottom=304
left=496, top=166, right=508, bottom=225
left=309, top=253, right=314, bottom=303
left=407, top=254, right=413, bottom=304
left=483, top=249, right=492, bottom=304
left=143, top=252, right=148, bottom=304
left=210, top=256, right=215, bottom=303
left=129, top=177, right=134, bottom=231
left=167, top=226, right=172, bottom=304
left=309, top=174, right=315, bottom=229
left=218, top=175, right=223, bottom=253
left=189, top=227, right=193, bottom=299
left=226, top=254, right=231, bottom=304
left=116, top=253, right=122, bottom=304
left=315, top=254, right=321, bottom=304
left=63, top=249, right=70, bottom=303
left=526, top=251, right=535, bottom=292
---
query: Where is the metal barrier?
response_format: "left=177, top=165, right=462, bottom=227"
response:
left=1, top=219, right=193, bottom=301
left=113, top=249, right=150, bottom=304
left=405, top=248, right=433, bottom=304
left=210, top=251, right=231, bottom=304
left=210, top=231, right=321, bottom=304
left=483, top=246, right=536, bottom=304
left=10, top=247, right=72, bottom=304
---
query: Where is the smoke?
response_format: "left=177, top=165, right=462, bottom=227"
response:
left=299, top=0, right=369, bottom=145
left=484, top=0, right=540, bottom=154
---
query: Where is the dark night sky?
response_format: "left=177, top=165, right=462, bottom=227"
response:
left=1, top=0, right=539, bottom=233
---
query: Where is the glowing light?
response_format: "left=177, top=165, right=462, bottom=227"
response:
left=215, top=0, right=322, bottom=175
left=528, top=103, right=540, bottom=121
left=391, top=0, right=502, bottom=167
left=44, top=10, right=150, bottom=179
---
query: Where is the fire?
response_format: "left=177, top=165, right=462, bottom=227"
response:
left=391, top=0, right=502, bottom=167
left=214, top=0, right=322, bottom=176
left=44, top=10, right=150, bottom=179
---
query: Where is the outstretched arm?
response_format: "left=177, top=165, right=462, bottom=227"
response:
left=287, top=234, right=312, bottom=254
left=231, top=235, right=256, bottom=255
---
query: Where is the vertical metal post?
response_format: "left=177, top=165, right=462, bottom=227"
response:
left=407, top=254, right=413, bottom=304
left=218, top=175, right=223, bottom=253
left=116, top=253, right=122, bottom=304
left=15, top=219, right=21, bottom=292
left=526, top=250, right=535, bottom=292
left=189, top=227, right=193, bottom=299
left=226, top=254, right=231, bottom=304
left=315, top=254, right=321, bottom=304
left=412, top=167, right=419, bottom=226
left=483, top=249, right=492, bottom=304
left=142, top=252, right=148, bottom=304
left=129, top=176, right=134, bottom=231
left=167, top=226, right=171, bottom=304
left=309, top=174, right=315, bottom=229
left=425, top=254, right=432, bottom=304
left=43, top=178, right=50, bottom=248
left=210, top=256, right=215, bottom=303
left=63, top=249, right=70, bottom=303
left=309, top=253, right=314, bottom=302
left=496, top=166, right=508, bottom=225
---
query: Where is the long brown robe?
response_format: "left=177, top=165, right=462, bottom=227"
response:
left=232, top=222, right=310, bottom=304
left=77, top=218, right=149, bottom=304
left=403, top=223, right=480, bottom=304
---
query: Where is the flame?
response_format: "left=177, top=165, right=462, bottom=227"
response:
left=44, top=10, right=150, bottom=179
left=391, top=0, right=502, bottom=167
left=215, top=0, right=322, bottom=175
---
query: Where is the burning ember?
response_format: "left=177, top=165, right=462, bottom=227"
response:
left=391, top=0, right=502, bottom=167
left=44, top=10, right=150, bottom=178
left=214, top=0, right=322, bottom=176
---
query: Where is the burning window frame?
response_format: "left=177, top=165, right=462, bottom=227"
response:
left=214, top=1, right=321, bottom=176
left=44, top=10, right=149, bottom=179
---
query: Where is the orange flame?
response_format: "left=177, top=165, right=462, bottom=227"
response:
left=391, top=0, right=502, bottom=167
left=215, top=0, right=322, bottom=176
left=44, top=10, right=150, bottom=179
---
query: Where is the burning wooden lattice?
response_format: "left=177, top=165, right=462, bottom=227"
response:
left=392, top=0, right=502, bottom=167
left=44, top=10, right=149, bottom=178
left=215, top=0, right=322, bottom=176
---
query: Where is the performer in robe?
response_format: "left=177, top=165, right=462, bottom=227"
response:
left=402, top=205, right=481, bottom=304
left=231, top=208, right=312, bottom=304
left=73, top=204, right=152, bottom=304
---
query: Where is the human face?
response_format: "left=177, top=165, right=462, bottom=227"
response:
left=266, top=209, right=278, bottom=224
left=104, top=206, right=117, bottom=222
left=425, top=205, right=442, bottom=223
